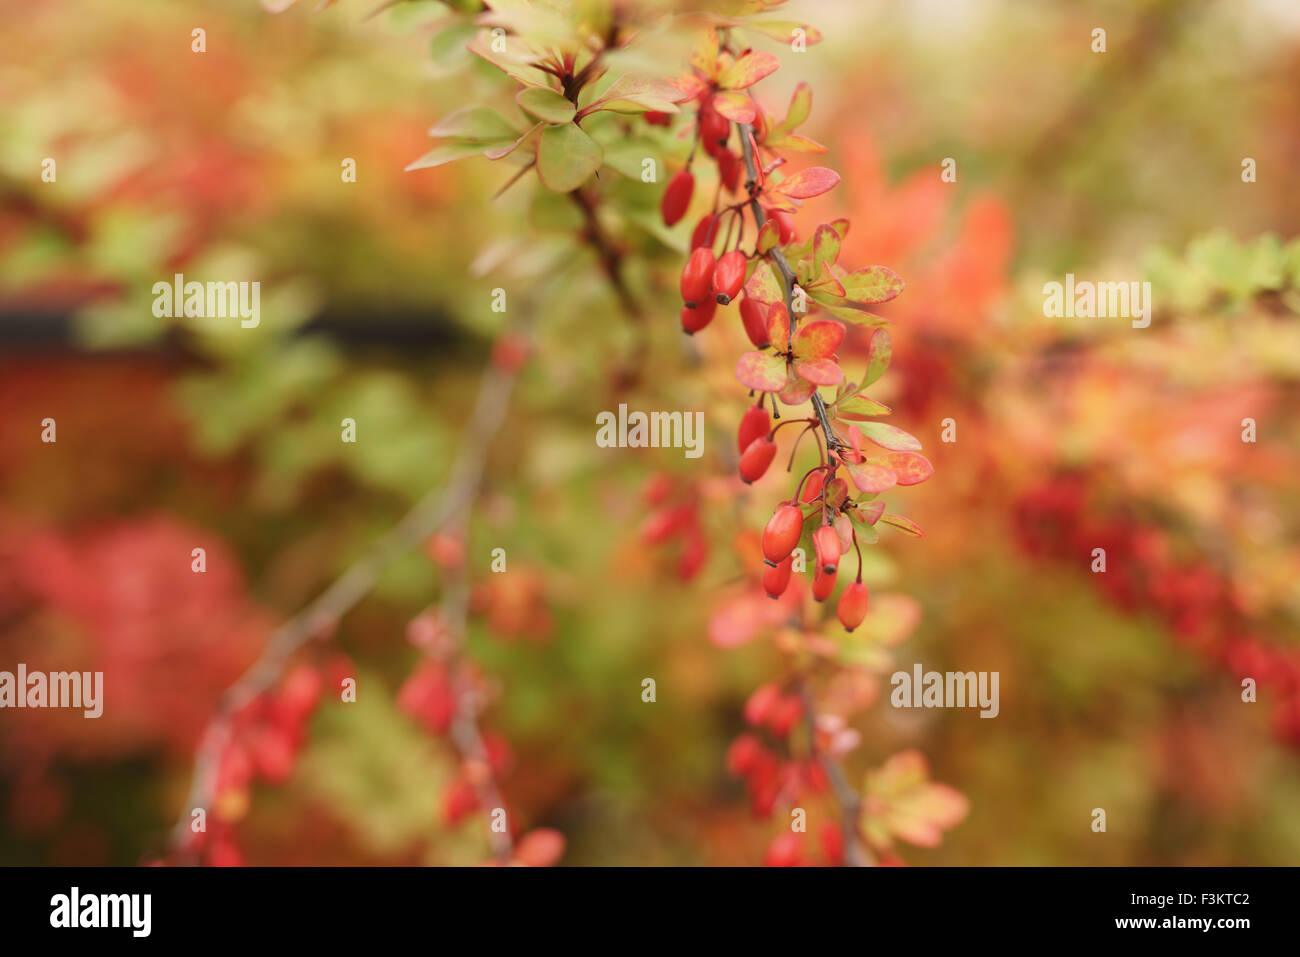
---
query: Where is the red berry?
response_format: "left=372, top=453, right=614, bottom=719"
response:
left=700, top=109, right=730, bottom=157
left=677, top=532, right=708, bottom=580
left=726, top=733, right=765, bottom=776
left=763, top=831, right=804, bottom=867
left=813, top=525, right=841, bottom=574
left=691, top=213, right=716, bottom=250
left=738, top=435, right=776, bottom=484
left=812, top=564, right=836, bottom=602
left=762, top=504, right=803, bottom=565
left=737, top=404, right=770, bottom=454
left=767, top=695, right=803, bottom=737
left=680, top=297, right=717, bottom=334
left=738, top=297, right=770, bottom=348
left=744, top=683, right=782, bottom=726
left=249, top=726, right=294, bottom=784
left=837, top=582, right=870, bottom=631
left=712, top=250, right=747, bottom=304
left=800, top=470, right=826, bottom=503
left=680, top=247, right=715, bottom=307
left=442, top=777, right=479, bottom=825
left=279, top=664, right=322, bottom=723
left=514, top=828, right=566, bottom=867
left=661, top=169, right=694, bottom=226
left=717, top=149, right=741, bottom=193
left=763, top=554, right=793, bottom=599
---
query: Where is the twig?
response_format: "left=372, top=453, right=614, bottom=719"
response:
left=570, top=186, right=644, bottom=321
left=797, top=680, right=873, bottom=867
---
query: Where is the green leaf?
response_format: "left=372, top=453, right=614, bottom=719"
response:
left=428, top=106, right=518, bottom=142
left=835, top=394, right=892, bottom=419
left=857, top=421, right=921, bottom=452
left=536, top=123, right=603, bottom=192
left=517, top=87, right=576, bottom=124
left=405, top=141, right=497, bottom=171
left=756, top=221, right=779, bottom=254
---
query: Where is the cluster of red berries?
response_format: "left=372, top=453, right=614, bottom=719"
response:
left=1014, top=474, right=1300, bottom=747
left=659, top=88, right=797, bottom=337
left=400, top=608, right=565, bottom=865
left=197, top=662, right=326, bottom=866
left=727, top=686, right=822, bottom=814
left=638, top=472, right=710, bottom=580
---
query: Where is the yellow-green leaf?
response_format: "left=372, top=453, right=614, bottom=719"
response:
left=536, top=123, right=603, bottom=193
left=517, top=87, right=576, bottom=124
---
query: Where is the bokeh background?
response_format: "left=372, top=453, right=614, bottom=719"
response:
left=2, top=0, right=1299, bottom=865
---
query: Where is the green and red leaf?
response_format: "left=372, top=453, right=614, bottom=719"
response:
left=840, top=265, right=904, bottom=305
left=744, top=260, right=784, bottom=305
left=720, top=50, right=780, bottom=90
left=879, top=514, right=925, bottom=537
left=735, top=351, right=788, bottom=392
left=792, top=318, right=844, bottom=360
left=712, top=91, right=756, bottom=124
left=863, top=328, right=893, bottom=386
left=835, top=394, right=892, bottom=419
left=856, top=422, right=922, bottom=452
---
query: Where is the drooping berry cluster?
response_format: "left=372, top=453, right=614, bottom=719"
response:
left=656, top=23, right=948, bottom=864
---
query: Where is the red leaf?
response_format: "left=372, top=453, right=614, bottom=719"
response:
left=777, top=167, right=841, bottom=199
left=792, top=318, right=845, bottom=360
left=793, top=357, right=843, bottom=387
left=845, top=461, right=897, bottom=494
left=873, top=451, right=933, bottom=486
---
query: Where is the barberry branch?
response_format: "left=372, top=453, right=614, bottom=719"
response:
left=428, top=551, right=515, bottom=862
left=169, top=315, right=532, bottom=861
left=738, top=122, right=869, bottom=866
left=738, top=123, right=844, bottom=450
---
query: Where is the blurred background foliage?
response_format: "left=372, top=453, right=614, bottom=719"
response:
left=1, top=0, right=1298, bottom=864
